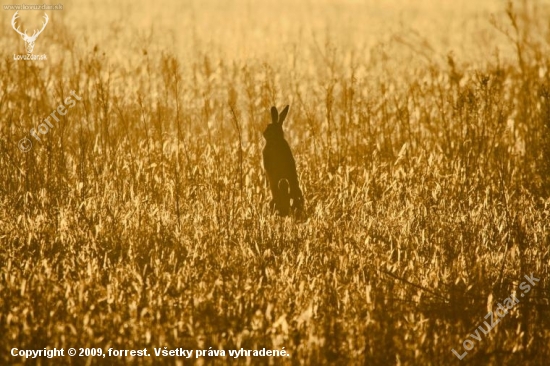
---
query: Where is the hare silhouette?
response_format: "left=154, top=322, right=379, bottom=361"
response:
left=263, top=105, right=304, bottom=216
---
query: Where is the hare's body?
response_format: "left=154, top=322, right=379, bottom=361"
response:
left=263, top=105, right=304, bottom=216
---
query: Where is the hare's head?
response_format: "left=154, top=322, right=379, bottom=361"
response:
left=263, top=105, right=289, bottom=141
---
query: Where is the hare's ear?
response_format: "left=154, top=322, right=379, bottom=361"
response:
left=278, top=105, right=290, bottom=125
left=271, top=106, right=279, bottom=125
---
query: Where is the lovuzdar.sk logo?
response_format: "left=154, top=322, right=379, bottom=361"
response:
left=11, top=11, right=48, bottom=61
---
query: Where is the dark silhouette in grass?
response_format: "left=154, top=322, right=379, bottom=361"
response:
left=263, top=105, right=304, bottom=216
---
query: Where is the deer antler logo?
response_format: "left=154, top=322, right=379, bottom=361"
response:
left=11, top=11, right=49, bottom=54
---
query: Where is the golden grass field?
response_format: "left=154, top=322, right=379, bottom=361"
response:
left=0, top=0, right=549, bottom=364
